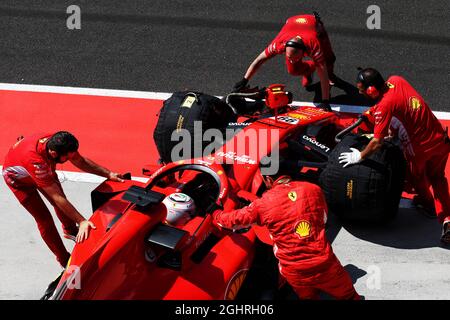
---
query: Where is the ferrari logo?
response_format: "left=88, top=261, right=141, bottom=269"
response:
left=409, top=96, right=422, bottom=110
left=288, top=191, right=297, bottom=202
left=296, top=18, right=308, bottom=24
left=387, top=82, right=395, bottom=89
left=295, top=220, right=311, bottom=238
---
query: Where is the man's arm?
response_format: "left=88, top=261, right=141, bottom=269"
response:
left=70, top=152, right=124, bottom=182
left=213, top=200, right=261, bottom=231
left=41, top=183, right=96, bottom=242
left=360, top=137, right=384, bottom=160
left=243, top=50, right=271, bottom=81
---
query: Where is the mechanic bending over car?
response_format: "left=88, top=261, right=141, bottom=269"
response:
left=234, top=12, right=336, bottom=111
left=2, top=131, right=125, bottom=267
left=214, top=176, right=360, bottom=300
left=339, top=68, right=450, bottom=244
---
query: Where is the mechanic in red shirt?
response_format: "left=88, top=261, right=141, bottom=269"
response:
left=214, top=177, right=360, bottom=300
left=233, top=12, right=336, bottom=110
left=339, top=68, right=450, bottom=243
left=2, top=131, right=125, bottom=267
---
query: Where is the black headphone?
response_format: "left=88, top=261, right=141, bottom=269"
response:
left=285, top=39, right=306, bottom=50
left=357, top=68, right=382, bottom=98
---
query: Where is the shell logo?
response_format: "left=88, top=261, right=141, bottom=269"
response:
left=288, top=113, right=310, bottom=120
left=224, top=269, right=248, bottom=300
left=295, top=220, right=311, bottom=238
left=288, top=191, right=297, bottom=202
left=296, top=17, right=308, bottom=24
left=409, top=96, right=422, bottom=110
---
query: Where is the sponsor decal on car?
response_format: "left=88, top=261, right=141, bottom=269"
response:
left=216, top=151, right=257, bottom=165
left=269, top=116, right=299, bottom=125
left=302, top=135, right=331, bottom=153
left=288, top=113, right=311, bottom=120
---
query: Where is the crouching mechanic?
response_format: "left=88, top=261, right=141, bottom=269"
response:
left=213, top=177, right=360, bottom=300
left=339, top=68, right=450, bottom=243
left=2, top=131, right=125, bottom=267
left=234, top=12, right=336, bottom=110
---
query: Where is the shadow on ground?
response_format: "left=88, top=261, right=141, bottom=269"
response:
left=335, top=198, right=448, bottom=250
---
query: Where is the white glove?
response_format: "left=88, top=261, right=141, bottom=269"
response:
left=339, top=148, right=362, bottom=168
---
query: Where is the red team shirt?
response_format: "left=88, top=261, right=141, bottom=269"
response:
left=265, top=14, right=327, bottom=65
left=214, top=181, right=335, bottom=278
left=370, top=76, right=446, bottom=161
left=3, top=132, right=57, bottom=189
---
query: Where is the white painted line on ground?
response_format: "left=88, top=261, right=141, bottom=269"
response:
left=0, top=83, right=173, bottom=100
left=0, top=166, right=149, bottom=184
left=1, top=82, right=450, bottom=119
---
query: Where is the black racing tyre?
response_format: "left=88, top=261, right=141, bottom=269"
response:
left=319, top=134, right=406, bottom=223
left=153, top=91, right=237, bottom=164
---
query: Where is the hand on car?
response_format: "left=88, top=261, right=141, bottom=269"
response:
left=76, top=220, right=96, bottom=243
left=233, top=78, right=249, bottom=92
left=317, top=99, right=332, bottom=111
left=339, top=148, right=362, bottom=167
left=108, top=172, right=125, bottom=182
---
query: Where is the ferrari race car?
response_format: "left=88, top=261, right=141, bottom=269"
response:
left=42, top=84, right=405, bottom=300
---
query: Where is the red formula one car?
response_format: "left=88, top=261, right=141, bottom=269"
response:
left=43, top=84, right=405, bottom=300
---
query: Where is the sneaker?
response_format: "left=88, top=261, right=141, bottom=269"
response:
left=302, top=75, right=313, bottom=87
left=40, top=270, right=64, bottom=300
left=412, top=196, right=436, bottom=219
left=329, top=73, right=337, bottom=86
left=63, top=232, right=77, bottom=242
left=441, top=221, right=450, bottom=244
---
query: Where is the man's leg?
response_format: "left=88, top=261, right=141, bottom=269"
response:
left=317, top=258, right=360, bottom=300
left=289, top=283, right=321, bottom=300
left=8, top=186, right=70, bottom=267
left=427, top=152, right=450, bottom=224
left=318, top=33, right=336, bottom=82
left=285, top=57, right=315, bottom=87
left=409, top=160, right=436, bottom=217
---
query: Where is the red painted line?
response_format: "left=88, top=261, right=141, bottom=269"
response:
left=1, top=90, right=163, bottom=177
left=2, top=89, right=450, bottom=179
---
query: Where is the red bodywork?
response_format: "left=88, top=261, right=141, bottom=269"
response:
left=52, top=100, right=363, bottom=300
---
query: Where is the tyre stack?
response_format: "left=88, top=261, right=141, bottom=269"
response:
left=319, top=134, right=406, bottom=223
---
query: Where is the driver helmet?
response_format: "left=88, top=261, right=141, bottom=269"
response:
left=163, top=193, right=196, bottom=226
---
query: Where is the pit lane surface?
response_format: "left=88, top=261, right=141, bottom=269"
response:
left=0, top=1, right=449, bottom=300
left=0, top=0, right=449, bottom=108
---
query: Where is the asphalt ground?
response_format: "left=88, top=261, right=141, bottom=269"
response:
left=0, top=0, right=449, bottom=108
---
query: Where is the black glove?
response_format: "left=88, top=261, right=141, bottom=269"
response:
left=233, top=78, right=249, bottom=92
left=317, top=99, right=332, bottom=111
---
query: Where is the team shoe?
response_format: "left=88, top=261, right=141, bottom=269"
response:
left=63, top=227, right=78, bottom=242
left=40, top=270, right=64, bottom=300
left=412, top=196, right=437, bottom=219
left=63, top=233, right=76, bottom=242
left=329, top=74, right=337, bottom=86
left=441, top=220, right=450, bottom=244
left=302, top=75, right=313, bottom=88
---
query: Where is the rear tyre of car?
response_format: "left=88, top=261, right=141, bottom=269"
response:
left=319, top=134, right=406, bottom=223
